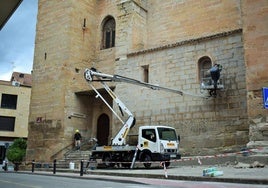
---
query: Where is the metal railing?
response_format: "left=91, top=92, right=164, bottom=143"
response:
left=200, top=77, right=224, bottom=90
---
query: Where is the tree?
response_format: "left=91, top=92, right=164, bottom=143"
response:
left=6, top=138, right=27, bottom=171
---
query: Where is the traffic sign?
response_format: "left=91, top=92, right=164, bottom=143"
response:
left=263, top=87, right=268, bottom=109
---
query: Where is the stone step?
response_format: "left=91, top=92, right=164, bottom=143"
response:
left=58, top=150, right=93, bottom=169
left=65, top=150, right=91, bottom=160
left=66, top=153, right=90, bottom=158
left=66, top=150, right=91, bottom=155
left=57, top=159, right=91, bottom=169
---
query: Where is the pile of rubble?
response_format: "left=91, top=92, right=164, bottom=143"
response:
left=233, top=161, right=265, bottom=168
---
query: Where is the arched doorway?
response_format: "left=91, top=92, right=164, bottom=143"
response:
left=97, top=113, right=110, bottom=146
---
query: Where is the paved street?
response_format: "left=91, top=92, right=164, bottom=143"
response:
left=1, top=173, right=145, bottom=188
left=1, top=172, right=267, bottom=188
left=1, top=155, right=268, bottom=188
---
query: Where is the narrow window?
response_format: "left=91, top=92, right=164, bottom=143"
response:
left=1, top=94, right=18, bottom=109
left=102, top=17, right=116, bottom=49
left=198, top=56, right=212, bottom=85
left=112, top=30, right=115, bottom=47
left=142, top=65, right=149, bottom=83
left=0, top=116, right=15, bottom=131
left=105, top=31, right=111, bottom=48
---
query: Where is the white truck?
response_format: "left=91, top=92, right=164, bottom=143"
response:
left=84, top=68, right=181, bottom=168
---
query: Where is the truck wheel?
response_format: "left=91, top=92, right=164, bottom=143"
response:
left=103, top=154, right=115, bottom=168
left=121, top=152, right=133, bottom=168
left=121, top=163, right=131, bottom=168
left=164, top=162, right=170, bottom=168
left=142, top=154, right=152, bottom=169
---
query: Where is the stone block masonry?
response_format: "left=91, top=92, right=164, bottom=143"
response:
left=26, top=0, right=268, bottom=162
left=115, top=31, right=247, bottom=155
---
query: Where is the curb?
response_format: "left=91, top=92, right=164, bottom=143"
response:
left=85, top=171, right=268, bottom=185
left=9, top=169, right=268, bottom=185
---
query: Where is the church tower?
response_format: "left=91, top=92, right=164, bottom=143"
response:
left=26, top=0, right=98, bottom=161
left=26, top=0, right=268, bottom=163
left=26, top=0, right=148, bottom=162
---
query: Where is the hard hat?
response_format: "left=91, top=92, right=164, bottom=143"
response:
left=75, top=129, right=79, bottom=132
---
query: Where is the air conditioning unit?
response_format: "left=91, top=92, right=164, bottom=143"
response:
left=12, top=81, right=20, bottom=87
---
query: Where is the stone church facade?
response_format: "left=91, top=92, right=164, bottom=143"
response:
left=26, top=0, right=268, bottom=162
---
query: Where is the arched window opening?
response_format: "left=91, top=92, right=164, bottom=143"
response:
left=199, top=56, right=224, bottom=97
left=198, top=56, right=212, bottom=83
left=102, top=17, right=115, bottom=49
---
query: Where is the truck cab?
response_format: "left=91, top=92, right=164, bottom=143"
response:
left=138, top=125, right=181, bottom=168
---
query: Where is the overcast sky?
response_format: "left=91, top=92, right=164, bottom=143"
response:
left=0, top=0, right=38, bottom=81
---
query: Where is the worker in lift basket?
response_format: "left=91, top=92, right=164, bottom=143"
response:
left=209, top=63, right=222, bottom=96
left=74, top=129, right=82, bottom=150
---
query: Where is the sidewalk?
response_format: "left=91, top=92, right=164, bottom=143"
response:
left=3, top=154, right=268, bottom=185
left=85, top=163, right=268, bottom=184
left=13, top=162, right=268, bottom=185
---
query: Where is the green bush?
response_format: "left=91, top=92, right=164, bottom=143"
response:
left=6, top=138, right=27, bottom=164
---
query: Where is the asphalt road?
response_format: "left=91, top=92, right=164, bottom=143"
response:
left=0, top=173, right=144, bottom=188
left=0, top=173, right=267, bottom=188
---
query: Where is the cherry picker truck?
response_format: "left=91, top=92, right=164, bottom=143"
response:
left=84, top=68, right=181, bottom=168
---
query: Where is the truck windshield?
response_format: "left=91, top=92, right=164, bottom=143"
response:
left=157, top=127, right=177, bottom=141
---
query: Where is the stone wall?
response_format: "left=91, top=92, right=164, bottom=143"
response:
left=242, top=0, right=268, bottom=150
left=114, top=31, right=247, bottom=155
left=145, top=0, right=241, bottom=49
left=27, top=0, right=267, bottom=161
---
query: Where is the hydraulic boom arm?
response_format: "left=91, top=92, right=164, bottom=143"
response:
left=84, top=67, right=183, bottom=146
left=84, top=68, right=183, bottom=96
